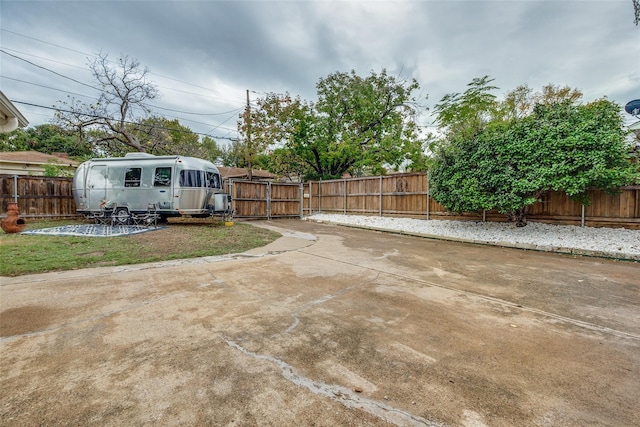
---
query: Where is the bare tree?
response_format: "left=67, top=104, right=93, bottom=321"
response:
left=55, top=52, right=159, bottom=153
left=634, top=0, right=640, bottom=25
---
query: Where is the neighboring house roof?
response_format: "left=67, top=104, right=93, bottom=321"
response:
left=0, top=91, right=29, bottom=132
left=0, top=151, right=80, bottom=176
left=217, top=166, right=276, bottom=181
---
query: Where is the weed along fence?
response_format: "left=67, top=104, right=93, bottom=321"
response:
left=304, top=173, right=640, bottom=229
left=1, top=173, right=639, bottom=229
left=0, top=174, right=79, bottom=219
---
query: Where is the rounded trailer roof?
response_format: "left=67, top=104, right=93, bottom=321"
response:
left=89, top=153, right=220, bottom=172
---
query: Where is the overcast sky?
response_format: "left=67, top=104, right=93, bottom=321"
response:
left=1, top=0, right=639, bottom=143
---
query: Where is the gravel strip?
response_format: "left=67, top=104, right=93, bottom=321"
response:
left=306, top=213, right=640, bottom=260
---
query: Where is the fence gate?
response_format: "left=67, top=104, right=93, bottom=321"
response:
left=229, top=180, right=303, bottom=219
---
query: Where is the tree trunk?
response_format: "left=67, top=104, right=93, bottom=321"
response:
left=507, top=208, right=528, bottom=227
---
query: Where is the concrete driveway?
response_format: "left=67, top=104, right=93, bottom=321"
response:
left=1, top=219, right=639, bottom=426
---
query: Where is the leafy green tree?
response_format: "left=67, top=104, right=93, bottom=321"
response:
left=431, top=94, right=639, bottom=226
left=254, top=152, right=271, bottom=171
left=433, top=75, right=499, bottom=141
left=238, top=92, right=311, bottom=178
left=497, top=83, right=583, bottom=121
left=401, top=132, right=437, bottom=173
left=241, top=69, right=426, bottom=180
left=264, top=147, right=307, bottom=182
left=311, top=69, right=423, bottom=179
left=0, top=124, right=93, bottom=159
left=219, top=139, right=249, bottom=167
left=132, top=117, right=219, bottom=158
left=201, top=136, right=224, bottom=164
left=43, top=163, right=75, bottom=178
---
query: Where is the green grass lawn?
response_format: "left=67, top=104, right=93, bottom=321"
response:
left=0, top=219, right=281, bottom=276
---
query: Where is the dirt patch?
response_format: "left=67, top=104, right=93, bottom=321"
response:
left=0, top=305, right=60, bottom=337
left=80, top=251, right=106, bottom=257
left=129, top=226, right=189, bottom=254
left=129, top=222, right=260, bottom=256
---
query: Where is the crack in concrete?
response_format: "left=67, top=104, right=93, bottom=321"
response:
left=223, top=338, right=444, bottom=427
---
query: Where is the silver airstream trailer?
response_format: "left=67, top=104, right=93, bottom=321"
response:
left=73, top=153, right=231, bottom=223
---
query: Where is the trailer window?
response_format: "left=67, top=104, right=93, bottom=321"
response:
left=154, top=167, right=172, bottom=187
left=179, top=170, right=204, bottom=187
left=124, top=168, right=142, bottom=187
left=207, top=172, right=221, bottom=189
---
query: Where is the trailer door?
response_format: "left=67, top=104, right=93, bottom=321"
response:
left=153, top=166, right=174, bottom=210
left=87, top=165, right=108, bottom=208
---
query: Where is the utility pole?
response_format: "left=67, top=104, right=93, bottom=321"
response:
left=245, top=89, right=253, bottom=181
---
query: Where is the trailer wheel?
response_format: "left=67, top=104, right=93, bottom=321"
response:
left=113, top=207, right=131, bottom=225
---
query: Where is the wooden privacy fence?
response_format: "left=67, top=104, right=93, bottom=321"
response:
left=305, top=173, right=430, bottom=217
left=0, top=174, right=306, bottom=221
left=0, top=174, right=79, bottom=219
left=228, top=180, right=303, bottom=219
left=305, top=173, right=640, bottom=229
left=2, top=173, right=640, bottom=229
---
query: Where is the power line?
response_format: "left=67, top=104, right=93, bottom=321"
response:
left=0, top=47, right=88, bottom=71
left=2, top=73, right=242, bottom=128
left=204, top=109, right=242, bottom=136
left=143, top=103, right=243, bottom=116
left=1, top=28, right=247, bottom=104
left=0, top=49, right=100, bottom=91
left=3, top=74, right=240, bottom=134
left=1, top=29, right=91, bottom=56
left=1, top=76, right=97, bottom=100
left=156, top=113, right=239, bottom=134
left=1, top=44, right=243, bottom=104
left=1, top=49, right=246, bottom=121
left=10, top=100, right=238, bottom=141
left=155, top=84, right=245, bottom=104
left=1, top=31, right=250, bottom=136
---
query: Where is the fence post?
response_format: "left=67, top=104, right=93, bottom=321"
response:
left=267, top=182, right=271, bottom=220
left=228, top=179, right=234, bottom=216
left=308, top=181, right=312, bottom=214
left=13, top=174, right=19, bottom=204
left=426, top=171, right=430, bottom=220
left=379, top=176, right=383, bottom=217
left=581, top=204, right=585, bottom=227
left=343, top=179, right=347, bottom=215
left=318, top=179, right=322, bottom=213
left=299, top=182, right=304, bottom=218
